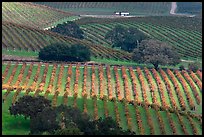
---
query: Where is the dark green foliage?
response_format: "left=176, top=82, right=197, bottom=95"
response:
left=93, top=117, right=134, bottom=135
left=30, top=107, right=59, bottom=134
left=10, top=96, right=135, bottom=135
left=9, top=95, right=51, bottom=119
left=51, top=21, right=84, bottom=39
left=105, top=25, right=147, bottom=52
left=53, top=124, right=84, bottom=135
left=179, top=65, right=185, bottom=71
left=39, top=43, right=91, bottom=62
left=132, top=39, right=181, bottom=70
left=188, top=62, right=200, bottom=72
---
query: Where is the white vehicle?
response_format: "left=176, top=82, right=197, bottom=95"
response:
left=114, top=11, right=129, bottom=16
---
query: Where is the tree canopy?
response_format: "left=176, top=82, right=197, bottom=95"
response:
left=9, top=95, right=51, bottom=119
left=105, top=25, right=147, bottom=52
left=132, top=39, right=181, bottom=70
left=39, top=43, right=91, bottom=62
left=9, top=96, right=134, bottom=135
left=50, top=21, right=84, bottom=39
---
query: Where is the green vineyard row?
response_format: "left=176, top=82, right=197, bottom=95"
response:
left=2, top=22, right=132, bottom=61
left=80, top=22, right=202, bottom=60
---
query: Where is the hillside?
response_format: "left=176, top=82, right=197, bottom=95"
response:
left=75, top=16, right=202, bottom=60
left=79, top=21, right=202, bottom=60
left=2, top=21, right=132, bottom=61
left=2, top=2, right=202, bottom=135
left=2, top=62, right=202, bottom=114
left=2, top=61, right=202, bottom=134
left=2, top=90, right=202, bottom=135
left=33, top=2, right=171, bottom=15
left=2, top=2, right=73, bottom=29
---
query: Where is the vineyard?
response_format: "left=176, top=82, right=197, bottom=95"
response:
left=2, top=90, right=202, bottom=135
left=2, top=61, right=202, bottom=135
left=80, top=22, right=202, bottom=60
left=2, top=62, right=202, bottom=114
left=2, top=2, right=73, bottom=29
left=1, top=2, right=202, bottom=135
left=76, top=16, right=202, bottom=33
left=2, top=22, right=132, bottom=61
left=33, top=2, right=171, bottom=15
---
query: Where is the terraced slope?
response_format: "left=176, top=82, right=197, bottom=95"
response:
left=2, top=22, right=132, bottom=61
left=2, top=62, right=202, bottom=114
left=80, top=22, right=202, bottom=60
left=2, top=2, right=73, bottom=29
left=76, top=16, right=202, bottom=33
left=34, top=2, right=171, bottom=15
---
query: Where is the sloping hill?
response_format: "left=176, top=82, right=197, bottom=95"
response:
left=2, top=21, right=132, bottom=61
left=2, top=62, right=202, bottom=134
left=2, top=89, right=202, bottom=135
left=79, top=21, right=202, bottom=60
left=2, top=62, right=202, bottom=114
left=2, top=2, right=73, bottom=29
left=33, top=2, right=171, bottom=15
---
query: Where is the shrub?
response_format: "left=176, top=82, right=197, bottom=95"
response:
left=50, top=21, right=84, bottom=39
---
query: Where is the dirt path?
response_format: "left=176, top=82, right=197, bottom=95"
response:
left=170, top=2, right=177, bottom=15
left=2, top=55, right=38, bottom=61
left=170, top=2, right=195, bottom=17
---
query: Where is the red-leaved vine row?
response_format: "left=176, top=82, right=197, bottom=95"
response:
left=166, top=69, right=186, bottom=111
left=74, top=63, right=80, bottom=97
left=106, top=65, right=113, bottom=100
left=103, top=96, right=109, bottom=117
left=134, top=102, right=145, bottom=135
left=123, top=99, right=133, bottom=131
left=154, top=107, right=166, bottom=135
left=159, top=69, right=179, bottom=110
left=13, top=62, right=26, bottom=89
left=64, top=64, right=72, bottom=96
left=91, top=65, right=96, bottom=97
left=2, top=62, right=11, bottom=83
left=186, top=115, right=199, bottom=135
left=56, top=64, right=64, bottom=93
left=166, top=111, right=177, bottom=135
left=99, top=64, right=105, bottom=99
left=34, top=63, right=49, bottom=96
left=24, top=63, right=34, bottom=95
left=121, top=66, right=131, bottom=102
left=82, top=63, right=87, bottom=97
left=136, top=67, right=151, bottom=105
left=196, top=70, right=202, bottom=80
left=174, top=70, right=195, bottom=110
left=129, top=67, right=140, bottom=104
left=93, top=96, right=99, bottom=120
left=44, top=64, right=57, bottom=98
left=175, top=112, right=189, bottom=135
left=181, top=70, right=201, bottom=105
left=143, top=67, right=159, bottom=106
left=189, top=71, right=202, bottom=90
left=114, top=66, right=123, bottom=101
left=7, top=62, right=18, bottom=86
left=152, top=68, right=169, bottom=108
left=143, top=103, right=155, bottom=135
